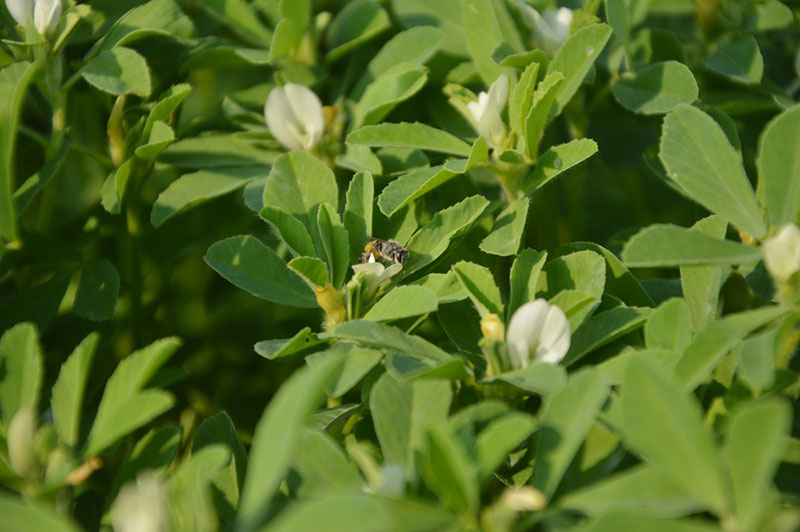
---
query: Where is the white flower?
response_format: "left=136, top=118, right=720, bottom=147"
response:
left=6, top=0, right=62, bottom=36
left=264, top=83, right=325, bottom=151
left=467, top=74, right=508, bottom=149
left=111, top=472, right=168, bottom=532
left=518, top=3, right=573, bottom=52
left=506, top=299, right=570, bottom=369
left=763, top=223, right=800, bottom=282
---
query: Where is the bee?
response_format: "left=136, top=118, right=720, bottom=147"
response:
left=358, top=238, right=409, bottom=267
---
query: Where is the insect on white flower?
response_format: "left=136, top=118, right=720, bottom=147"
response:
left=264, top=83, right=325, bottom=151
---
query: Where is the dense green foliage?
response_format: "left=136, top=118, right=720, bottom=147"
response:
left=1, top=0, right=799, bottom=530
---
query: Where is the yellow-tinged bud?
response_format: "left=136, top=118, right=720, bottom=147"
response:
left=8, top=407, right=38, bottom=478
left=500, top=486, right=546, bottom=512
left=315, top=284, right=345, bottom=326
left=481, top=313, right=505, bottom=340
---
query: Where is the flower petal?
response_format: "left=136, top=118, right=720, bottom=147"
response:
left=264, top=85, right=305, bottom=150
left=33, top=0, right=61, bottom=36
left=283, top=83, right=324, bottom=150
left=506, top=298, right=570, bottom=368
left=763, top=223, right=800, bottom=281
left=6, top=0, right=33, bottom=28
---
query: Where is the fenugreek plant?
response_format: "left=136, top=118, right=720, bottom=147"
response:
left=1, top=1, right=799, bottom=531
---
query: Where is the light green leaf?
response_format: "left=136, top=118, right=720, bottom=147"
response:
left=0, top=495, right=80, bottom=532
left=461, top=0, right=514, bottom=85
left=166, top=445, right=231, bottom=528
left=547, top=23, right=613, bottom=118
left=480, top=198, right=529, bottom=256
left=134, top=120, right=174, bottom=159
left=738, top=326, right=780, bottom=393
left=90, top=0, right=195, bottom=55
left=353, top=65, right=428, bottom=129
left=745, top=0, right=793, bottom=32
left=509, top=61, right=541, bottom=139
left=237, top=357, right=343, bottom=532
left=262, top=151, right=338, bottom=240
left=363, top=286, right=438, bottom=322
left=194, top=0, right=271, bottom=47
left=142, top=83, right=192, bottom=143
left=73, top=259, right=120, bottom=322
left=347, top=122, right=473, bottom=157
left=524, top=138, right=599, bottom=194
left=81, top=47, right=152, bottom=97
left=412, top=272, right=467, bottom=304
left=292, top=427, right=362, bottom=495
left=622, top=224, right=762, bottom=267
left=344, top=172, right=374, bottom=262
left=405, top=195, right=490, bottom=275
left=306, top=343, right=383, bottom=397
left=605, top=0, right=633, bottom=69
left=562, top=464, right=703, bottom=518
left=564, top=306, right=652, bottom=366
left=327, top=320, right=452, bottom=365
left=550, top=290, right=602, bottom=332
left=705, top=37, right=763, bottom=85
left=0, top=323, right=42, bottom=429
left=482, top=360, right=566, bottom=395
left=679, top=215, right=729, bottom=331
left=317, top=204, right=350, bottom=290
left=508, top=249, right=548, bottom=320
left=160, top=135, right=280, bottom=168
left=452, top=261, right=504, bottom=318
left=474, top=412, right=536, bottom=482
left=659, top=104, right=766, bottom=238
left=537, top=250, right=606, bottom=300
left=621, top=357, right=729, bottom=513
left=259, top=206, right=316, bottom=258
left=757, top=104, right=800, bottom=228
left=421, top=427, right=478, bottom=515
left=584, top=511, right=720, bottom=532
left=254, top=327, right=323, bottom=360
left=611, top=61, right=698, bottom=115
left=673, top=306, right=789, bottom=391
left=85, top=338, right=181, bottom=457
left=101, top=158, right=133, bottom=215
left=204, top=235, right=317, bottom=308
left=645, top=298, right=692, bottom=352
left=287, top=256, right=329, bottom=289
left=51, top=333, right=99, bottom=447
left=533, top=368, right=610, bottom=498
left=392, top=0, right=466, bottom=56
left=370, top=372, right=451, bottom=475
left=723, top=399, right=791, bottom=532
left=326, top=0, right=390, bottom=63
left=524, top=72, right=564, bottom=160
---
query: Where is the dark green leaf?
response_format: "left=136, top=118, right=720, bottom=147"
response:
left=73, top=259, right=120, bottom=322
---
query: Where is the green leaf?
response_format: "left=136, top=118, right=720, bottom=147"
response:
left=142, top=83, right=192, bottom=143
left=562, top=464, right=703, bottom=518
left=377, top=137, right=488, bottom=218
left=508, top=249, right=548, bottom=320
left=254, top=327, right=323, bottom=361
left=160, top=134, right=280, bottom=168
left=482, top=359, right=567, bottom=395
left=344, top=172, right=374, bottom=262
left=287, top=256, right=329, bottom=289
left=259, top=206, right=316, bottom=258
left=605, top=0, right=633, bottom=69
left=744, top=0, right=793, bottom=31
left=679, top=216, right=729, bottom=331
left=194, top=411, right=248, bottom=522
left=392, top=0, right=466, bottom=56
left=538, top=250, right=606, bottom=301
left=611, top=61, right=698, bottom=115
left=452, top=261, right=504, bottom=318
left=621, top=224, right=762, bottom=267
left=166, top=445, right=231, bottom=528
left=326, top=0, right=390, bottom=63
left=412, top=272, right=467, bottom=303
left=316, top=204, right=350, bottom=290
left=0, top=272, right=70, bottom=334
left=524, top=138, right=599, bottom=194
left=645, top=298, right=691, bottom=352
left=81, top=47, right=152, bottom=97
left=564, top=306, right=652, bottom=366
left=194, top=0, right=271, bottom=47
left=524, top=72, right=564, bottom=160
left=461, top=0, right=513, bottom=85
left=327, top=320, right=453, bottom=365
left=480, top=198, right=529, bottom=256
left=13, top=144, right=68, bottom=215
left=533, top=368, right=610, bottom=498
left=352, top=27, right=443, bottom=97
left=659, top=104, right=766, bottom=238
left=757, top=104, right=800, bottom=227
left=84, top=337, right=181, bottom=457
left=550, top=290, right=602, bottom=332
left=0, top=323, right=42, bottom=429
left=474, top=412, right=536, bottom=482
left=237, top=356, right=343, bottom=531
left=51, top=333, right=99, bottom=447
left=73, top=259, right=120, bottom=322
left=723, top=399, right=791, bottom=531
left=292, top=427, right=363, bottom=495
left=369, top=372, right=451, bottom=475
left=262, top=151, right=338, bottom=241
left=738, top=326, right=779, bottom=393
left=584, top=512, right=720, bottom=532
left=90, top=0, right=195, bottom=56
left=405, top=195, right=490, bottom=275
left=204, top=235, right=317, bottom=308
left=306, top=343, right=383, bottom=397
left=673, top=306, right=789, bottom=391
left=101, top=158, right=133, bottom=215
left=347, top=122, right=473, bottom=157
left=353, top=65, right=428, bottom=129
left=547, top=23, right=613, bottom=118
left=134, top=120, right=174, bottom=159
left=0, top=61, right=39, bottom=242
left=0, top=495, right=80, bottom=532
left=621, top=357, right=728, bottom=513
left=363, top=286, right=438, bottom=322
left=509, top=61, right=541, bottom=140
left=421, top=427, right=478, bottom=515
left=705, top=37, right=763, bottom=85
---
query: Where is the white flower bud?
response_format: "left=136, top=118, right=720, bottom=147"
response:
left=111, top=472, right=168, bottom=532
left=467, top=74, right=508, bottom=149
left=518, top=3, right=573, bottom=52
left=506, top=299, right=570, bottom=369
left=5, top=0, right=61, bottom=36
left=264, top=83, right=325, bottom=151
left=763, top=223, right=800, bottom=282
left=8, top=407, right=38, bottom=478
